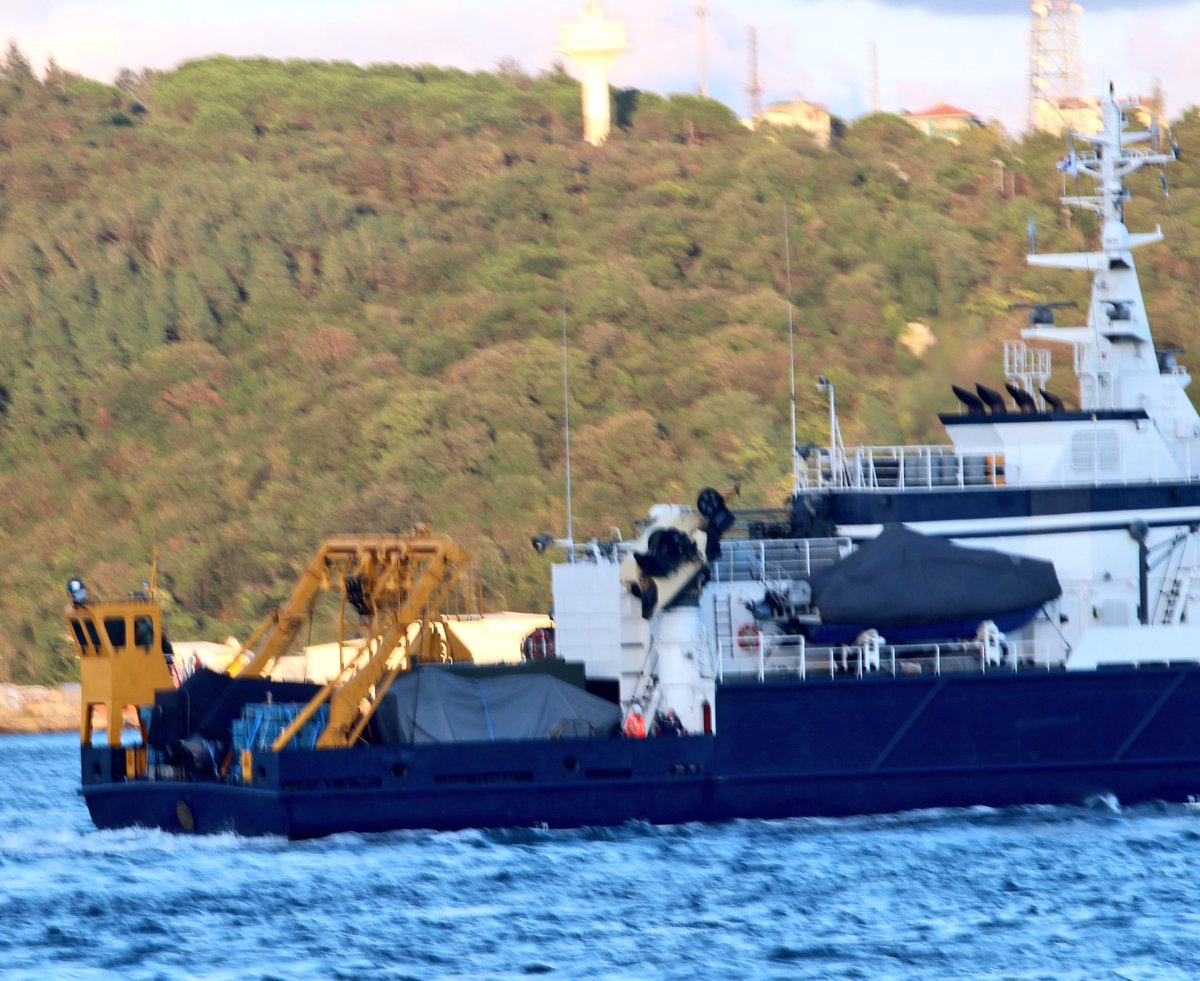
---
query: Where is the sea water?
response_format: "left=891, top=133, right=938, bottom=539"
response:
left=2, top=733, right=1199, bottom=981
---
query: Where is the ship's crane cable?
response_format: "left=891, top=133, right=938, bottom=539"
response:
left=1040, top=603, right=1072, bottom=655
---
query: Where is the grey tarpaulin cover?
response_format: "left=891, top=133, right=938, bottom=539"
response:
left=808, top=524, right=1062, bottom=628
left=373, top=668, right=621, bottom=745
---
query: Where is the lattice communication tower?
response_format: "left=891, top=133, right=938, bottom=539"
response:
left=1028, top=0, right=1087, bottom=133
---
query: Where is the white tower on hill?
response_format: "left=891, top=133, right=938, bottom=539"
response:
left=556, top=1, right=630, bottom=146
left=1028, top=0, right=1098, bottom=135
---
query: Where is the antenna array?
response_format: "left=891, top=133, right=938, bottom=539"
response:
left=1028, top=0, right=1089, bottom=134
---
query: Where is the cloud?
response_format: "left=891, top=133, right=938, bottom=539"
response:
left=0, top=1, right=67, bottom=14
left=14, top=1, right=560, bottom=83
left=7, top=0, right=1199, bottom=133
left=872, top=0, right=1190, bottom=12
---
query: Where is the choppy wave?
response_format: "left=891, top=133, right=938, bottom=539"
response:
left=4, top=733, right=1200, bottom=980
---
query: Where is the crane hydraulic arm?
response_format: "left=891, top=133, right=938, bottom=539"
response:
left=226, top=531, right=469, bottom=751
left=229, top=532, right=468, bottom=683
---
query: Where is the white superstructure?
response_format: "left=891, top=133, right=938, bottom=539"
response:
left=547, top=90, right=1200, bottom=732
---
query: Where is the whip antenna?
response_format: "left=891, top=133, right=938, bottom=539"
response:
left=561, top=284, right=574, bottom=552
left=784, top=207, right=799, bottom=493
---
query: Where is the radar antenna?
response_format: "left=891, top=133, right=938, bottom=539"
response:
left=1010, top=300, right=1077, bottom=327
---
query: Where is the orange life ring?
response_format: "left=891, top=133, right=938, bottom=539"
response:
left=737, top=623, right=761, bottom=653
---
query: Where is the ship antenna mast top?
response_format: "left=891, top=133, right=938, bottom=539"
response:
left=1058, top=85, right=1177, bottom=228
left=1025, top=85, right=1188, bottom=414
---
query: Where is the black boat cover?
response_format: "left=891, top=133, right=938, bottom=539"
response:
left=807, top=524, right=1061, bottom=628
left=373, top=667, right=621, bottom=745
left=148, top=668, right=322, bottom=747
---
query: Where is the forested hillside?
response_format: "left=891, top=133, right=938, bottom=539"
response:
left=2, top=46, right=1198, bottom=682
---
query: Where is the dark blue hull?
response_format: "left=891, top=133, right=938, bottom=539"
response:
left=82, top=666, right=1200, bottom=837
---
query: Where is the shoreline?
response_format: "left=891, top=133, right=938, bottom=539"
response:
left=0, top=684, right=80, bottom=735
left=0, top=715, right=77, bottom=734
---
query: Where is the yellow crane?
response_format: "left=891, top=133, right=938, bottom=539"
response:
left=68, top=529, right=470, bottom=755
left=227, top=530, right=469, bottom=750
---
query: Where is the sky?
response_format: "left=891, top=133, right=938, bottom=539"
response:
left=4, top=0, right=1200, bottom=133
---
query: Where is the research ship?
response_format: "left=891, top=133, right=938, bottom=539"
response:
left=72, top=90, right=1200, bottom=838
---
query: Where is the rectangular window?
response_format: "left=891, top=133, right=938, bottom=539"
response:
left=133, top=617, right=155, bottom=649
left=104, top=617, right=127, bottom=648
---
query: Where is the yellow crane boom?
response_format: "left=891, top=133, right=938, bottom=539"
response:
left=227, top=530, right=469, bottom=750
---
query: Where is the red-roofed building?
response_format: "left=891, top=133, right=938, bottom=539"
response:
left=901, top=102, right=983, bottom=141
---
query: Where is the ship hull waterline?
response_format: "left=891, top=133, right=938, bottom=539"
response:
left=81, top=666, right=1200, bottom=838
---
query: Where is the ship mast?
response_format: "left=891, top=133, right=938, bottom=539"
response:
left=1023, top=87, right=1185, bottom=418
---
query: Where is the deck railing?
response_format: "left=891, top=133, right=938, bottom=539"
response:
left=709, top=538, right=850, bottom=583
left=799, top=440, right=1194, bottom=492
left=717, top=633, right=1060, bottom=682
left=798, top=444, right=1006, bottom=492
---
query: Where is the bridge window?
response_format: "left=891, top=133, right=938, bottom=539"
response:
left=103, top=617, right=127, bottom=648
left=133, top=617, right=154, bottom=649
left=72, top=618, right=102, bottom=651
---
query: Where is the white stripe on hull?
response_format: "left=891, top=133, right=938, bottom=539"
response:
left=838, top=505, right=1200, bottom=541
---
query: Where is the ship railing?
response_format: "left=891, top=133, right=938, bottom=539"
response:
left=799, top=439, right=1196, bottom=491
left=710, top=538, right=850, bottom=583
left=562, top=538, right=633, bottom=563
left=717, top=634, right=1061, bottom=682
left=1075, top=145, right=1159, bottom=171
left=799, top=444, right=1007, bottom=492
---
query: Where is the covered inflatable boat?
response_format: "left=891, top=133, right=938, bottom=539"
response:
left=807, top=524, right=1062, bottom=643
